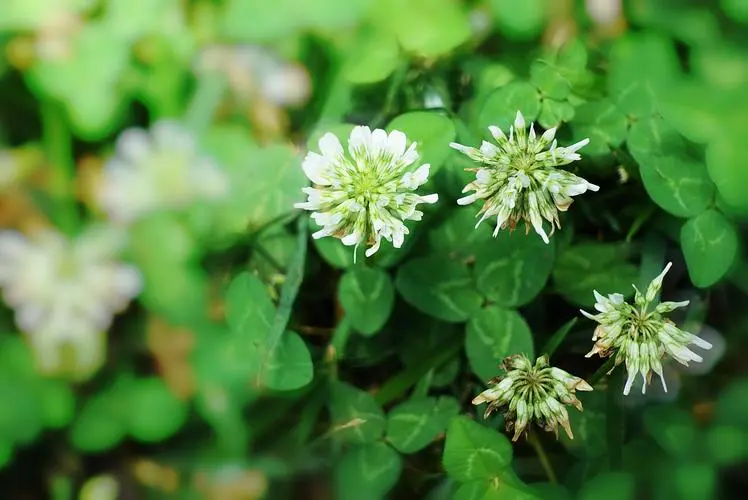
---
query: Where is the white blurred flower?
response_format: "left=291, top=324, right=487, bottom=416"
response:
left=0, top=226, right=141, bottom=372
left=98, top=121, right=228, bottom=224
left=473, top=353, right=593, bottom=441
left=580, top=262, right=713, bottom=396
left=450, top=110, right=598, bottom=243
left=295, top=126, right=439, bottom=258
left=585, top=0, right=622, bottom=26
left=0, top=151, right=19, bottom=190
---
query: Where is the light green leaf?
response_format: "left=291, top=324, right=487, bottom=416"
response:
left=572, top=99, right=628, bottom=156
left=706, top=132, right=748, bottom=211
left=335, top=443, right=403, bottom=500
left=388, top=0, right=471, bottom=58
left=530, top=61, right=571, bottom=100
left=638, top=154, right=714, bottom=218
left=338, top=267, right=395, bottom=336
left=386, top=396, right=460, bottom=454
left=537, top=99, right=574, bottom=129
left=225, top=272, right=274, bottom=336
left=329, top=381, right=386, bottom=444
left=343, top=28, right=400, bottom=85
left=553, top=242, right=639, bottom=307
left=673, top=464, right=717, bottom=500
left=260, top=331, right=314, bottom=391
left=70, top=379, right=132, bottom=452
left=455, top=480, right=540, bottom=500
left=680, top=209, right=739, bottom=287
left=202, top=125, right=307, bottom=232
left=578, top=472, right=635, bottom=500
left=465, top=306, right=534, bottom=381
left=704, top=425, right=748, bottom=466
left=387, top=111, right=456, bottom=172
left=442, top=416, right=513, bottom=482
left=127, top=377, right=188, bottom=443
left=473, top=233, right=555, bottom=307
left=490, top=0, right=547, bottom=41
left=478, top=81, right=541, bottom=133
left=395, top=256, right=482, bottom=322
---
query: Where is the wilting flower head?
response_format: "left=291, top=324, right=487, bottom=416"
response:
left=0, top=226, right=141, bottom=374
left=295, top=126, right=439, bottom=258
left=472, top=353, right=593, bottom=441
left=450, top=111, right=598, bottom=243
left=98, top=120, right=228, bottom=224
left=580, top=262, right=713, bottom=396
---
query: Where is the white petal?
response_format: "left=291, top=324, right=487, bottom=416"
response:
left=387, top=130, right=407, bottom=158
left=301, top=152, right=331, bottom=185
left=349, top=126, right=372, bottom=157
left=365, top=236, right=382, bottom=257
left=457, top=194, right=478, bottom=205
left=567, top=138, right=590, bottom=153
left=370, top=129, right=388, bottom=157
left=420, top=193, right=439, bottom=204
left=488, top=126, right=506, bottom=142
left=318, top=132, right=343, bottom=158
left=341, top=231, right=362, bottom=246
left=449, top=142, right=472, bottom=153
left=514, top=110, right=525, bottom=130
left=479, top=141, right=499, bottom=157
left=402, top=143, right=419, bottom=166
left=540, top=127, right=557, bottom=144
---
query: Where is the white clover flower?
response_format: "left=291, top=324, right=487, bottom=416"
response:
left=295, top=126, right=439, bottom=258
left=473, top=353, right=593, bottom=441
left=98, top=120, right=228, bottom=224
left=450, top=111, right=598, bottom=243
left=580, top=262, right=713, bottom=396
left=0, top=226, right=141, bottom=372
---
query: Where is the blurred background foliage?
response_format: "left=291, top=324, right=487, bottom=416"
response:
left=0, top=0, right=747, bottom=499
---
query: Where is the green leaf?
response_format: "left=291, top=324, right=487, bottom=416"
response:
left=578, top=472, right=635, bottom=500
left=387, top=0, right=471, bottom=58
left=329, top=381, right=386, bottom=444
left=427, top=207, right=494, bottom=259
left=387, top=111, right=456, bottom=172
left=466, top=306, right=534, bottom=381
left=537, top=99, right=574, bottom=129
left=338, top=267, right=395, bottom=336
left=572, top=99, right=628, bottom=156
left=714, top=377, right=748, bottom=427
left=553, top=242, right=639, bottom=306
left=385, top=396, right=460, bottom=454
left=637, top=154, right=715, bottom=218
left=202, top=126, right=307, bottom=232
left=225, top=272, right=274, bottom=336
left=38, top=380, right=75, bottom=429
left=127, top=377, right=188, bottom=443
left=673, top=464, right=717, bottom=500
left=530, top=61, right=571, bottom=100
left=704, top=425, right=748, bottom=466
left=335, top=443, right=403, bottom=500
left=642, top=405, right=696, bottom=458
left=608, top=33, right=680, bottom=118
left=343, top=28, right=400, bottom=85
left=442, top=416, right=513, bottom=482
left=473, top=233, right=555, bottom=307
left=490, top=0, right=547, bottom=41
left=680, top=209, right=739, bottom=287
left=395, top=256, right=482, bottom=322
left=627, top=116, right=685, bottom=162
left=478, top=81, right=541, bottom=133
left=706, top=132, right=748, bottom=211
left=455, top=480, right=540, bottom=500
left=0, top=377, right=43, bottom=445
left=560, top=391, right=606, bottom=458
left=261, top=331, right=314, bottom=391
left=70, top=381, right=131, bottom=452
left=0, top=0, right=92, bottom=30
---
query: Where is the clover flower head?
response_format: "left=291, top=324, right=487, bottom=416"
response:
left=472, top=353, right=593, bottom=441
left=295, top=126, right=439, bottom=258
left=450, top=111, right=598, bottom=243
left=98, top=120, right=229, bottom=224
left=580, top=262, right=713, bottom=396
left=0, top=226, right=142, bottom=372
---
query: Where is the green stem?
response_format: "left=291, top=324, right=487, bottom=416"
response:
left=374, top=336, right=461, bottom=406
left=42, top=100, right=79, bottom=235
left=184, top=72, right=226, bottom=136
left=541, top=318, right=577, bottom=358
left=606, top=370, right=625, bottom=470
left=527, top=430, right=558, bottom=484
left=327, top=316, right=353, bottom=381
left=588, top=357, right=617, bottom=387
left=370, top=63, right=408, bottom=129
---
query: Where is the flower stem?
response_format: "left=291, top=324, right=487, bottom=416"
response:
left=588, top=357, right=617, bottom=386
left=528, top=429, right=558, bottom=484
left=184, top=72, right=226, bottom=136
left=42, top=100, right=79, bottom=236
left=370, top=63, right=408, bottom=129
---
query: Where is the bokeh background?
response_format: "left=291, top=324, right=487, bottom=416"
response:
left=1, top=0, right=747, bottom=499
